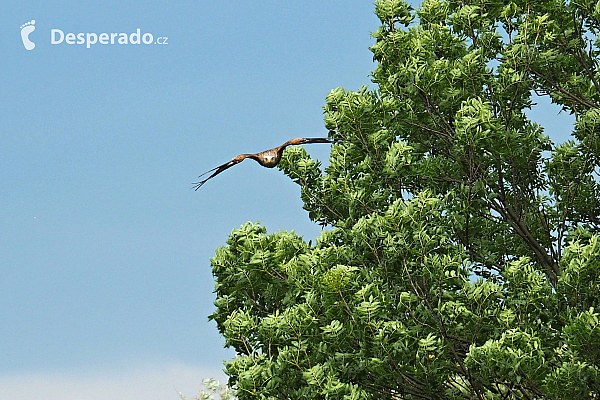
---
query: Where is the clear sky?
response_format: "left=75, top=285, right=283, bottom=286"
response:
left=2, top=1, right=381, bottom=399
left=1, top=2, right=574, bottom=400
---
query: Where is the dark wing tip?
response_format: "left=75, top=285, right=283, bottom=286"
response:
left=302, top=137, right=333, bottom=143
left=192, top=158, right=243, bottom=191
left=197, top=165, right=220, bottom=179
left=192, top=180, right=208, bottom=190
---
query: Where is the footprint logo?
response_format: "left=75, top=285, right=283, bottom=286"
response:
left=20, top=20, right=36, bottom=50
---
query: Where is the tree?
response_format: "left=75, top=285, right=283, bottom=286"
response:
left=209, top=0, right=600, bottom=398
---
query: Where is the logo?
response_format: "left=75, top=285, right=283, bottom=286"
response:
left=20, top=20, right=36, bottom=50
left=19, top=19, right=168, bottom=50
left=51, top=29, right=168, bottom=48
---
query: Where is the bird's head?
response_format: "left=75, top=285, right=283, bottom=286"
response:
left=260, top=152, right=279, bottom=168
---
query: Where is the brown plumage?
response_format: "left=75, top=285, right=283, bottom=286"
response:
left=193, top=137, right=332, bottom=190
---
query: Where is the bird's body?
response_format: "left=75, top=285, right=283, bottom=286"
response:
left=193, top=137, right=332, bottom=190
left=255, top=147, right=282, bottom=168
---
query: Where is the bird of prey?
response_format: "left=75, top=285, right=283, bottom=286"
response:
left=193, top=137, right=332, bottom=190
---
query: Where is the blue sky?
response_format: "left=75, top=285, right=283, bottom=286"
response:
left=2, top=1, right=381, bottom=399
left=1, top=1, right=574, bottom=400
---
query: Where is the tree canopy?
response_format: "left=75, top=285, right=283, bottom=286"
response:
left=209, top=0, right=600, bottom=398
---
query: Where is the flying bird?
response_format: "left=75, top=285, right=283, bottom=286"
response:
left=193, top=137, right=332, bottom=190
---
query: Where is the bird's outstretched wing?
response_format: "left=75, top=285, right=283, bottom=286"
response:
left=192, top=155, right=249, bottom=190
left=280, top=137, right=332, bottom=148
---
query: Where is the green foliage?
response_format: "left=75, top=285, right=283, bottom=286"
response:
left=209, top=0, right=600, bottom=398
